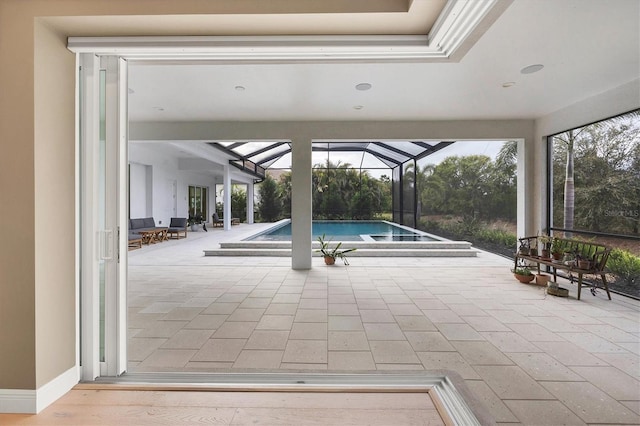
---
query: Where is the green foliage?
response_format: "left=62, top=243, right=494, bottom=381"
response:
left=421, top=217, right=517, bottom=249
left=513, top=267, right=532, bottom=276
left=416, top=144, right=517, bottom=222
left=475, top=227, right=518, bottom=247
left=550, top=238, right=567, bottom=255
left=351, top=189, right=374, bottom=219
left=257, top=175, right=282, bottom=222
left=231, top=186, right=246, bottom=222
left=607, top=249, right=640, bottom=286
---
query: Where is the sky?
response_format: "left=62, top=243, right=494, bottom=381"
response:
left=266, top=140, right=509, bottom=179
left=419, top=140, right=506, bottom=166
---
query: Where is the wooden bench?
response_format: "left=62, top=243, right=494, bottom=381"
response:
left=514, top=236, right=612, bottom=300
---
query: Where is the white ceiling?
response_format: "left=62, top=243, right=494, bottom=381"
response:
left=127, top=0, right=639, bottom=123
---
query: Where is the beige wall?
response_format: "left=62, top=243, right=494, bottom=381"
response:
left=0, top=1, right=37, bottom=390
left=33, top=20, right=78, bottom=388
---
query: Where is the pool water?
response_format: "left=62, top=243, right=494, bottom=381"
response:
left=247, top=220, right=437, bottom=242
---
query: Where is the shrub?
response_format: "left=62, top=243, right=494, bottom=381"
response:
left=475, top=228, right=517, bottom=247
left=607, top=249, right=640, bottom=286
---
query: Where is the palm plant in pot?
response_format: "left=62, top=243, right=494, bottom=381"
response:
left=316, top=234, right=356, bottom=265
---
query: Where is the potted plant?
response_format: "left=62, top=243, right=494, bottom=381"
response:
left=577, top=254, right=592, bottom=270
left=316, top=234, right=356, bottom=265
left=518, top=241, right=530, bottom=256
left=550, top=238, right=564, bottom=261
left=535, top=273, right=550, bottom=286
left=188, top=214, right=203, bottom=231
left=512, top=266, right=535, bottom=283
left=539, top=234, right=552, bottom=259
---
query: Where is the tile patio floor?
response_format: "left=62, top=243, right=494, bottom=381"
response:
left=127, top=224, right=640, bottom=425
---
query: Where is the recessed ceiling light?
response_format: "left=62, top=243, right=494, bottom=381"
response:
left=354, top=105, right=364, bottom=110
left=520, top=64, right=544, bottom=74
left=355, top=83, right=372, bottom=91
left=235, top=85, right=245, bottom=91
left=502, top=82, right=516, bottom=88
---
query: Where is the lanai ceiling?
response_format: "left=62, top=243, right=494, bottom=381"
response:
left=123, top=0, right=639, bottom=123
left=110, top=0, right=639, bottom=181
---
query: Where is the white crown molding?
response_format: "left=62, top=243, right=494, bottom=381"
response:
left=0, top=366, right=78, bottom=414
left=67, top=0, right=507, bottom=63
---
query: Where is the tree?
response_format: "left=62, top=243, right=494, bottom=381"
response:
left=554, top=130, right=578, bottom=236
left=552, top=110, right=640, bottom=235
left=230, top=186, right=247, bottom=222
left=257, top=175, right=282, bottom=222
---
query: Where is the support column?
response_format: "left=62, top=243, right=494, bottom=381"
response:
left=291, top=138, right=312, bottom=270
left=223, top=164, right=231, bottom=231
left=247, top=182, right=255, bottom=224
left=517, top=138, right=532, bottom=238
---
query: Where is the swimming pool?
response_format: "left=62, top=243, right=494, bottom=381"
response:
left=246, top=220, right=438, bottom=242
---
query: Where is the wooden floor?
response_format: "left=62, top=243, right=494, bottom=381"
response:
left=0, top=388, right=447, bottom=425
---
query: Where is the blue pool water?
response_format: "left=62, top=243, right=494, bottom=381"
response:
left=247, top=220, right=437, bottom=242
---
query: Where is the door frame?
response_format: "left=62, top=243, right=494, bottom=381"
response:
left=78, top=53, right=128, bottom=380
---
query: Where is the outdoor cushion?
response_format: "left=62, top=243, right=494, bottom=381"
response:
left=169, top=217, right=187, bottom=228
left=130, top=218, right=146, bottom=229
left=143, top=217, right=156, bottom=228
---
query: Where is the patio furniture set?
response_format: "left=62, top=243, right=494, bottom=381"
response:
left=128, top=217, right=188, bottom=249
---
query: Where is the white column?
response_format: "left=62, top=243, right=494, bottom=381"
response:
left=223, top=164, right=231, bottom=231
left=247, top=182, right=254, bottom=224
left=291, top=138, right=312, bottom=269
left=517, top=138, right=530, bottom=239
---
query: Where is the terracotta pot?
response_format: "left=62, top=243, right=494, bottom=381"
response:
left=541, top=249, right=550, bottom=259
left=552, top=252, right=562, bottom=260
left=514, top=273, right=535, bottom=283
left=535, top=274, right=549, bottom=286
left=324, top=256, right=336, bottom=265
left=578, top=260, right=591, bottom=270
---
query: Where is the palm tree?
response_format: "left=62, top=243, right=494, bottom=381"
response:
left=496, top=140, right=517, bottom=169
left=554, top=110, right=640, bottom=237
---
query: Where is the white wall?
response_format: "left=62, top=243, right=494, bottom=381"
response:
left=129, top=162, right=149, bottom=218
left=128, top=144, right=217, bottom=225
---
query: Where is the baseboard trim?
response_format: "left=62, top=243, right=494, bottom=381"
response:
left=0, top=366, right=78, bottom=414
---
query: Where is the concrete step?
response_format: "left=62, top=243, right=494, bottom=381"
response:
left=204, top=248, right=478, bottom=257
left=219, top=241, right=473, bottom=250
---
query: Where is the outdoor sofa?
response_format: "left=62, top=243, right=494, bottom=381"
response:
left=130, top=217, right=168, bottom=244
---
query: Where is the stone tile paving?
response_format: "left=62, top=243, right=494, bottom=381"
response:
left=127, top=225, right=640, bottom=425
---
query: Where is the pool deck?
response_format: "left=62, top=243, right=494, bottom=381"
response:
left=127, top=223, right=640, bottom=425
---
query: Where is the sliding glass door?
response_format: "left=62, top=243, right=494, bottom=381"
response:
left=79, top=54, right=128, bottom=380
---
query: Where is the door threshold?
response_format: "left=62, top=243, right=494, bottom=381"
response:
left=80, top=371, right=489, bottom=425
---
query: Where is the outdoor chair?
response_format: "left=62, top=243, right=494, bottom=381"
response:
left=212, top=212, right=224, bottom=227
left=167, top=217, right=188, bottom=239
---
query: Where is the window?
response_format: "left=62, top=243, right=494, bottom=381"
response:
left=549, top=109, right=640, bottom=298
left=549, top=110, right=639, bottom=237
left=188, top=185, right=208, bottom=221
